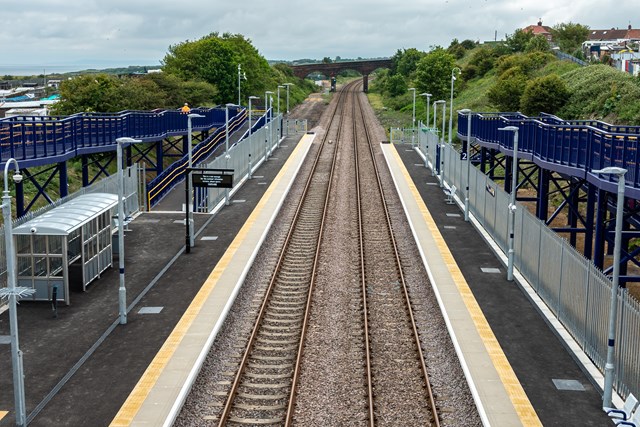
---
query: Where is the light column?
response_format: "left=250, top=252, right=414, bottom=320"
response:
left=248, top=96, right=259, bottom=179
left=1, top=159, right=34, bottom=427
left=187, top=113, right=204, bottom=248
left=449, top=67, right=461, bottom=144
left=498, top=126, right=519, bottom=281
left=408, top=87, right=416, bottom=145
left=592, top=166, right=627, bottom=409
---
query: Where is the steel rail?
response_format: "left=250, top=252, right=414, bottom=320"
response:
left=354, top=81, right=441, bottom=426
left=218, top=81, right=352, bottom=426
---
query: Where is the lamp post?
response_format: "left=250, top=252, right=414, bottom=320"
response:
left=248, top=96, right=259, bottom=179
left=1, top=159, right=34, bottom=427
left=283, top=83, right=294, bottom=136
left=237, top=64, right=242, bottom=105
left=116, top=137, right=141, bottom=324
left=592, top=166, right=627, bottom=409
left=498, top=126, right=519, bottom=281
left=408, top=87, right=416, bottom=145
left=187, top=113, right=204, bottom=248
left=459, top=109, right=472, bottom=221
left=277, top=85, right=285, bottom=144
left=224, top=104, right=237, bottom=206
left=284, top=83, right=293, bottom=115
left=264, top=91, right=274, bottom=158
left=432, top=100, right=445, bottom=177
left=420, top=93, right=432, bottom=127
left=449, top=67, right=461, bottom=145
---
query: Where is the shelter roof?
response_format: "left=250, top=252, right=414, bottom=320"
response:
left=13, top=193, right=118, bottom=236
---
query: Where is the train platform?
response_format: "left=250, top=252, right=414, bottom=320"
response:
left=383, top=142, right=613, bottom=426
left=0, top=131, right=312, bottom=427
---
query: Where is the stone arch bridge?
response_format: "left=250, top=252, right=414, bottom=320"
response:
left=291, top=59, right=392, bottom=92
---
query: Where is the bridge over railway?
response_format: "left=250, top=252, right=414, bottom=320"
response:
left=291, top=59, right=392, bottom=92
left=456, top=111, right=640, bottom=284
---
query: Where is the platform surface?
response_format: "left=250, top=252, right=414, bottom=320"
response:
left=384, top=143, right=612, bottom=426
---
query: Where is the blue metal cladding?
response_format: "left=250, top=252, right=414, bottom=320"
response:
left=457, top=112, right=640, bottom=199
left=0, top=107, right=231, bottom=168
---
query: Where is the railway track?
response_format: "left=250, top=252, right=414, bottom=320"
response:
left=352, top=82, right=440, bottom=425
left=209, top=79, right=440, bottom=425
left=214, top=83, right=351, bottom=426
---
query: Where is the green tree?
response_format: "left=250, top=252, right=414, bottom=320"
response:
left=396, top=48, right=426, bottom=78
left=506, top=28, right=535, bottom=53
left=385, top=73, right=407, bottom=97
left=551, top=22, right=590, bottom=54
left=51, top=74, right=120, bottom=114
left=525, top=35, right=551, bottom=53
left=322, top=57, right=333, bottom=63
left=414, top=48, right=456, bottom=100
left=487, top=67, right=527, bottom=111
left=520, top=74, right=570, bottom=115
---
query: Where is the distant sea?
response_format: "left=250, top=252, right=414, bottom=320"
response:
left=0, top=65, right=88, bottom=76
left=1, top=64, right=159, bottom=76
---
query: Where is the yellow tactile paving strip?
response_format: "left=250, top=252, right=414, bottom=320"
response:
left=382, top=143, right=542, bottom=427
left=110, top=134, right=314, bottom=426
left=0, top=411, right=7, bottom=421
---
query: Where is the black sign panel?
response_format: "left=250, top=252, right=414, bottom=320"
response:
left=192, top=172, right=233, bottom=188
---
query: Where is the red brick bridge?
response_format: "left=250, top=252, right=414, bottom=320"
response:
left=291, top=59, right=392, bottom=92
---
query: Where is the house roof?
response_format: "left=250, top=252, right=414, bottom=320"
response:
left=588, top=29, right=630, bottom=41
left=523, top=20, right=552, bottom=37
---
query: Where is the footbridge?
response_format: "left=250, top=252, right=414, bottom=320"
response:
left=456, top=111, right=640, bottom=283
left=291, top=59, right=392, bottom=92
left=0, top=107, right=247, bottom=216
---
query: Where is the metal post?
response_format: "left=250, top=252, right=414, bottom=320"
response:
left=409, top=87, right=416, bottom=146
left=248, top=96, right=259, bottom=179
left=449, top=67, right=461, bottom=145
left=237, top=64, right=241, bottom=106
left=187, top=113, right=204, bottom=248
left=264, top=91, right=274, bottom=158
left=440, top=101, right=447, bottom=187
left=277, top=85, right=284, bottom=145
left=224, top=105, right=235, bottom=206
left=115, top=137, right=140, bottom=324
left=1, top=159, right=34, bottom=427
left=421, top=93, right=431, bottom=128
left=460, top=109, right=472, bottom=221
left=498, top=126, right=519, bottom=281
left=592, top=167, right=627, bottom=409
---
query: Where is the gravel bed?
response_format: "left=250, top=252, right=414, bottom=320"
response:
left=176, top=87, right=482, bottom=426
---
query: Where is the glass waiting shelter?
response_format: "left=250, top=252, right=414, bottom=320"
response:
left=12, top=193, right=118, bottom=305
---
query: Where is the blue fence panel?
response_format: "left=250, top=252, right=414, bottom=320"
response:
left=457, top=111, right=640, bottom=197
left=0, top=106, right=232, bottom=167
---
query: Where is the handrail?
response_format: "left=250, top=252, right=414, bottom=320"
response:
left=0, top=106, right=239, bottom=168
left=457, top=111, right=640, bottom=197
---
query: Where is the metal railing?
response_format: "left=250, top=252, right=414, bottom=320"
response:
left=418, top=127, right=640, bottom=400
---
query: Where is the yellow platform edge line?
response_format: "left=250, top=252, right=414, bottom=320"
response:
left=110, top=136, right=311, bottom=426
left=0, top=411, right=7, bottom=421
left=386, top=144, right=542, bottom=427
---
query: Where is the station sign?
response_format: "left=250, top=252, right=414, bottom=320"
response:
left=189, top=168, right=234, bottom=188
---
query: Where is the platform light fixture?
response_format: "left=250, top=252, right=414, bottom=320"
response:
left=420, top=93, right=432, bottom=126
left=592, top=166, right=627, bottom=409
left=283, top=83, right=294, bottom=115
left=187, top=113, right=205, bottom=248
left=224, top=104, right=238, bottom=206
left=1, top=158, right=35, bottom=427
left=497, top=126, right=519, bottom=281
left=408, top=88, right=416, bottom=145
left=449, top=67, right=461, bottom=145
left=277, top=85, right=285, bottom=144
left=115, top=137, right=141, bottom=324
left=459, top=109, right=472, bottom=221
left=432, top=100, right=446, bottom=179
left=264, top=91, right=274, bottom=159
left=248, top=96, right=259, bottom=179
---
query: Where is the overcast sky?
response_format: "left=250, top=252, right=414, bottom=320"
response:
left=1, top=0, right=637, bottom=74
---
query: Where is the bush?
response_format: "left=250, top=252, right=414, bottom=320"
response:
left=487, top=67, right=527, bottom=111
left=559, top=65, right=640, bottom=123
left=520, top=74, right=569, bottom=115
